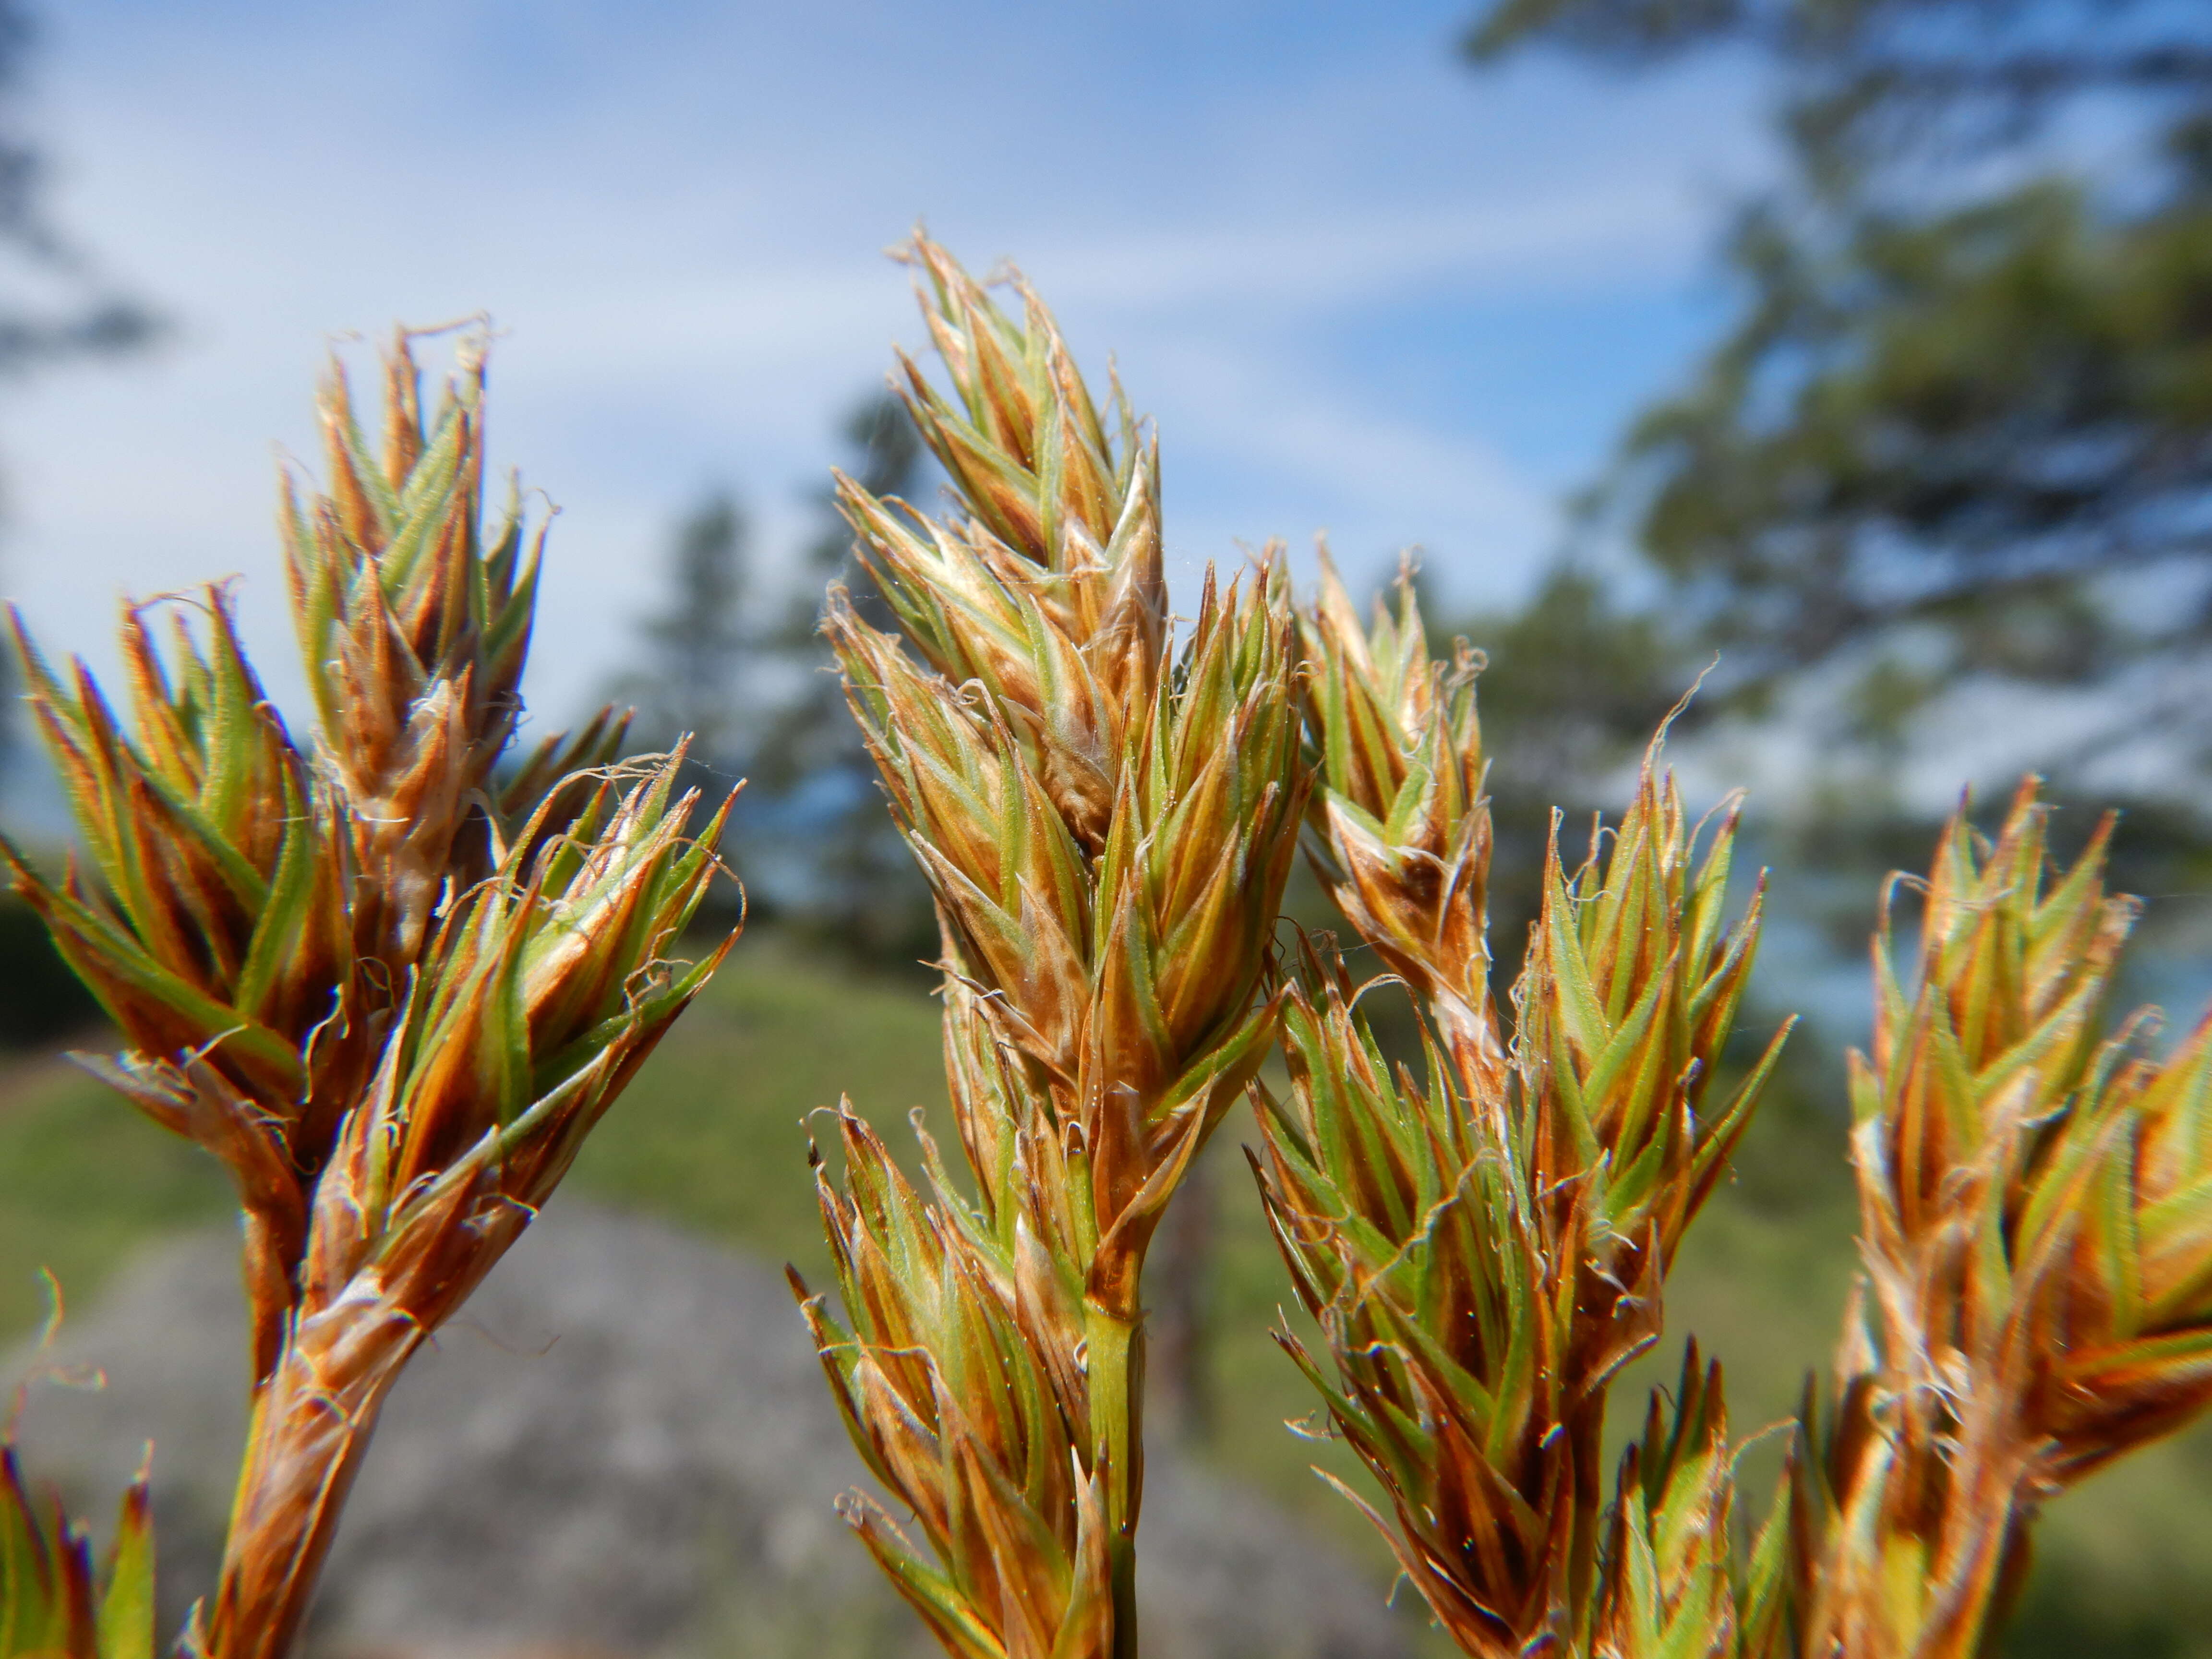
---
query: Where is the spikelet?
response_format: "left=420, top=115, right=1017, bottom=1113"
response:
left=281, top=334, right=543, bottom=961
left=0, top=1443, right=154, bottom=1659
left=796, top=237, right=1308, bottom=1659
left=6, top=329, right=736, bottom=1659
left=204, top=758, right=730, bottom=1659
left=1299, top=551, right=1496, bottom=1089
left=1513, top=756, right=1790, bottom=1361
left=1249, top=951, right=1547, bottom=1651
left=792, top=1104, right=1111, bottom=1659
left=1591, top=1347, right=1738, bottom=1659
left=1257, top=581, right=1788, bottom=1657
left=1754, top=781, right=2212, bottom=1659
left=5, top=592, right=360, bottom=1384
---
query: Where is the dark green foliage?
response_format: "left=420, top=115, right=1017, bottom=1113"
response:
left=1621, top=168, right=2212, bottom=721
left=1463, top=0, right=2212, bottom=180
left=1461, top=0, right=2212, bottom=774
left=0, top=894, right=99, bottom=1048
left=750, top=393, right=937, bottom=970
left=621, top=494, right=751, bottom=773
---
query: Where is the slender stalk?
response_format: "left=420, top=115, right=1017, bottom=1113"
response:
left=206, top=1331, right=416, bottom=1659
left=1082, top=1303, right=1142, bottom=1659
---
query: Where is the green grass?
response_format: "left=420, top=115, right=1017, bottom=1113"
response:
left=10, top=932, right=2212, bottom=1656
left=0, top=1046, right=233, bottom=1337
left=562, top=930, right=951, bottom=1283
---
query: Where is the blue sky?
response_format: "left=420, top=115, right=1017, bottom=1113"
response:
left=0, top=0, right=1768, bottom=725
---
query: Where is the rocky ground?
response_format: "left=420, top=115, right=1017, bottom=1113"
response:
left=6, top=1203, right=1412, bottom=1659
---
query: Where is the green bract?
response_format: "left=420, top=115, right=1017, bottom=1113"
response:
left=0, top=1444, right=153, bottom=1659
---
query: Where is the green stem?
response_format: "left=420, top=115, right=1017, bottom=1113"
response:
left=1085, top=1298, right=1144, bottom=1659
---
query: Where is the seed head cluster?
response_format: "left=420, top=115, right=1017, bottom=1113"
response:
left=793, top=237, right=1307, bottom=1659
left=4, top=331, right=736, bottom=1659
left=12, top=251, right=2212, bottom=1659
left=1253, top=562, right=1786, bottom=1657
left=1748, top=787, right=2212, bottom=1659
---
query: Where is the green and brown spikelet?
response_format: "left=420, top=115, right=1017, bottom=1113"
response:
left=798, top=1099, right=1113, bottom=1659
left=1300, top=551, right=1497, bottom=1089
left=1253, top=571, right=1787, bottom=1659
left=1, top=1304, right=154, bottom=1659
left=1748, top=781, right=2212, bottom=1659
left=1593, top=1346, right=1739, bottom=1659
left=6, top=591, right=359, bottom=1388
left=5, top=327, right=735, bottom=1659
left=0, top=1443, right=153, bottom=1659
left=283, top=337, right=542, bottom=960
left=792, top=236, right=1309, bottom=1659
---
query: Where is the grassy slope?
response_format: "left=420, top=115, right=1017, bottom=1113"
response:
left=561, top=931, right=951, bottom=1285
left=0, top=1048, right=233, bottom=1337
left=7, top=933, right=2212, bottom=1655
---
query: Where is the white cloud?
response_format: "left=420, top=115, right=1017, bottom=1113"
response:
left=0, top=0, right=1767, bottom=725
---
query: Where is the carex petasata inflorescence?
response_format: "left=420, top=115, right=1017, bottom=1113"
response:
left=17, top=243, right=2212, bottom=1659
left=1742, top=784, right=2212, bottom=1659
left=789, top=236, right=1308, bottom=1659
left=4, top=328, right=736, bottom=1659
left=1249, top=555, right=1790, bottom=1659
left=1259, top=580, right=2212, bottom=1659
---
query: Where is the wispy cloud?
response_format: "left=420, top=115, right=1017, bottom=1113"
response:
left=0, top=0, right=1766, bottom=723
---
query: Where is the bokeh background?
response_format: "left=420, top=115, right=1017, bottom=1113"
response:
left=0, top=1, right=1770, bottom=726
left=3, top=3, right=2210, bottom=1657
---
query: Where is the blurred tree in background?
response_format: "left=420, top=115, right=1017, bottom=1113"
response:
left=1452, top=0, right=2212, bottom=971
left=618, top=394, right=936, bottom=967
left=0, top=0, right=155, bottom=1046
left=745, top=391, right=937, bottom=969
left=619, top=493, right=751, bottom=774
left=610, top=493, right=755, bottom=932
left=1463, top=0, right=2212, bottom=758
